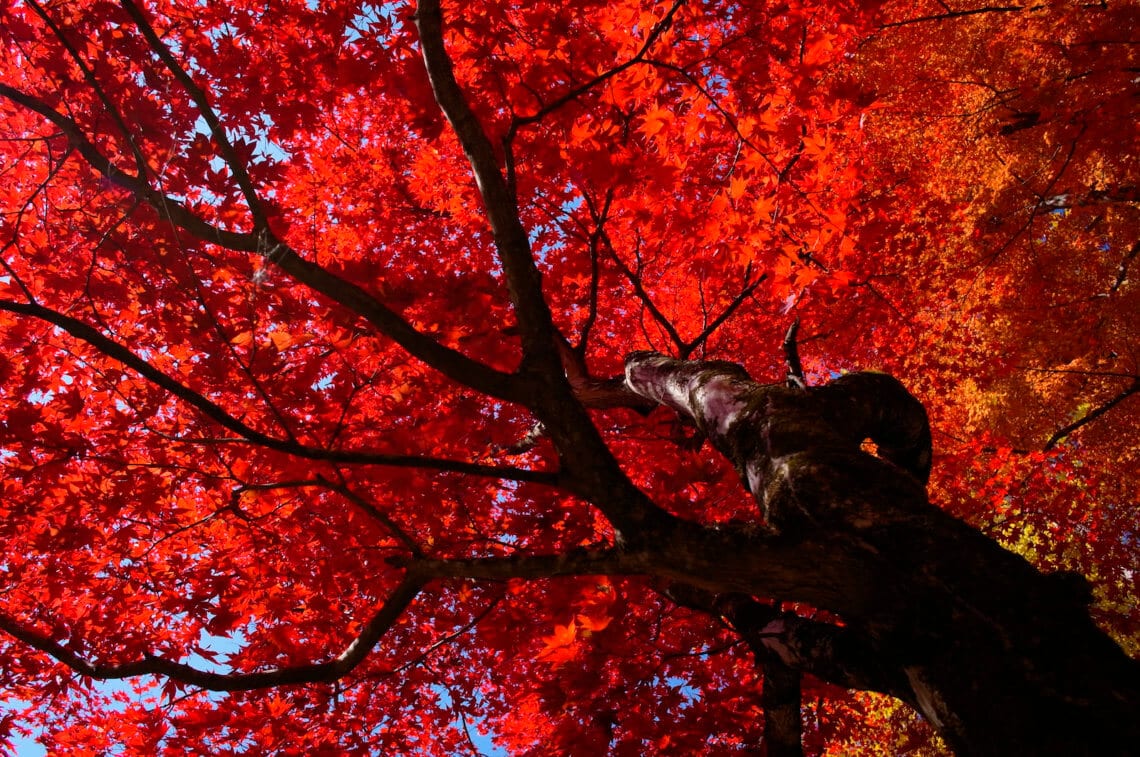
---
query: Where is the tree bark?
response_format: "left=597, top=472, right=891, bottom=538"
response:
left=624, top=352, right=1140, bottom=756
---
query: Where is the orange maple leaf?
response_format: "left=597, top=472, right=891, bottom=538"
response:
left=537, top=620, right=579, bottom=663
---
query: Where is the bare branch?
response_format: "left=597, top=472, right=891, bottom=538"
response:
left=0, top=141, right=74, bottom=302
left=576, top=188, right=614, bottom=355
left=26, top=0, right=150, bottom=178
left=0, top=84, right=249, bottom=248
left=645, top=58, right=784, bottom=180
left=233, top=477, right=425, bottom=556
left=584, top=193, right=763, bottom=361
left=508, top=0, right=687, bottom=132
left=598, top=230, right=686, bottom=353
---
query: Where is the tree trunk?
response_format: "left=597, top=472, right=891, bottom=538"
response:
left=624, top=352, right=1140, bottom=756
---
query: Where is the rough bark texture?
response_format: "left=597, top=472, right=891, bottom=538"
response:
left=624, top=352, right=1140, bottom=756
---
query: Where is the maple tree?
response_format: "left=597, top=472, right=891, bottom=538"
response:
left=1, top=0, right=1137, bottom=753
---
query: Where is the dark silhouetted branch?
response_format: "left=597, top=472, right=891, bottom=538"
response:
left=0, top=299, right=555, bottom=485
left=783, top=318, right=807, bottom=389
left=119, top=0, right=269, bottom=228
left=1044, top=376, right=1140, bottom=450
left=0, top=86, right=522, bottom=403
left=879, top=5, right=1032, bottom=30
left=0, top=576, right=423, bottom=691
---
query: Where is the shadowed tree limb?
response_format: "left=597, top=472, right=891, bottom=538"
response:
left=0, top=299, right=555, bottom=485
left=414, top=0, right=679, bottom=540
left=1043, top=375, right=1140, bottom=450
left=119, top=0, right=269, bottom=229
left=0, top=84, right=523, bottom=402
left=414, top=0, right=559, bottom=372
left=622, top=349, right=1140, bottom=755
left=759, top=655, right=803, bottom=757
left=783, top=318, right=807, bottom=389
left=0, top=575, right=424, bottom=692
left=0, top=550, right=635, bottom=695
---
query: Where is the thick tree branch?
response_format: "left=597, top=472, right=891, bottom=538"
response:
left=414, top=2, right=677, bottom=540
left=266, top=242, right=525, bottom=401
left=624, top=350, right=1140, bottom=754
left=416, top=543, right=888, bottom=649
left=811, top=372, right=933, bottom=484
left=660, top=584, right=915, bottom=705
left=759, top=655, right=803, bottom=757
left=414, top=0, right=558, bottom=369
left=0, top=85, right=522, bottom=402
left=555, top=333, right=656, bottom=412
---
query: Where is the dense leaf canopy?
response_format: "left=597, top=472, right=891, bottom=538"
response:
left=0, top=0, right=1136, bottom=753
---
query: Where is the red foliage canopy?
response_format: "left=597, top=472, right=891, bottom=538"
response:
left=0, top=0, right=1136, bottom=753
